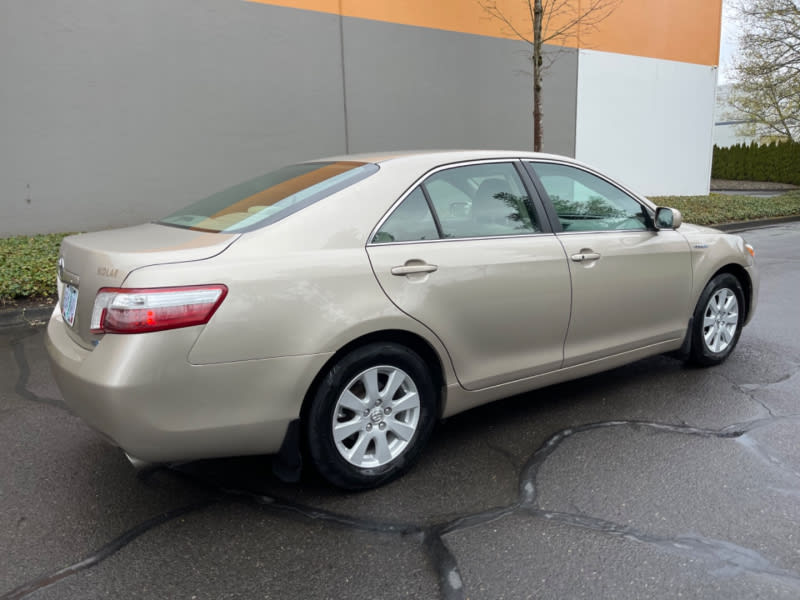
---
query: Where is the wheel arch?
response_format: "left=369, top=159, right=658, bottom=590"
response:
left=709, top=263, right=752, bottom=322
left=299, top=329, right=448, bottom=430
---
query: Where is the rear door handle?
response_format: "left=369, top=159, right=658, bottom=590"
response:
left=391, top=263, right=438, bottom=276
left=570, top=252, right=601, bottom=262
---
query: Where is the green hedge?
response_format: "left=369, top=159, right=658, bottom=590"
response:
left=0, top=233, right=68, bottom=304
left=712, top=140, right=800, bottom=184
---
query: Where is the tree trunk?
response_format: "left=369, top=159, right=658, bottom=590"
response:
left=533, top=0, right=543, bottom=152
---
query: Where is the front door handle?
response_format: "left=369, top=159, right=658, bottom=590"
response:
left=570, top=252, right=601, bottom=262
left=391, top=263, right=438, bottom=276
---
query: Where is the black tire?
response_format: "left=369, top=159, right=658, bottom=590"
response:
left=306, top=342, right=437, bottom=490
left=687, top=273, right=745, bottom=367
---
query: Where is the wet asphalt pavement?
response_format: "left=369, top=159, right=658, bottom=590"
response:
left=2, top=223, right=799, bottom=599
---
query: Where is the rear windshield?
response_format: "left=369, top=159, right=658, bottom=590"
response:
left=159, top=161, right=378, bottom=232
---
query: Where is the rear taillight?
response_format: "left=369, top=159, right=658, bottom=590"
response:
left=90, top=285, right=228, bottom=334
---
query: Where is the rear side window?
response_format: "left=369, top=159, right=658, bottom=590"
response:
left=424, top=163, right=538, bottom=238
left=159, top=162, right=378, bottom=233
left=372, top=188, right=439, bottom=243
left=371, top=162, right=540, bottom=244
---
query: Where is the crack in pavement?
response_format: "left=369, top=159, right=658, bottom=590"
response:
left=7, top=413, right=800, bottom=599
left=483, top=436, right=523, bottom=471
left=516, top=418, right=767, bottom=506
left=423, top=531, right=465, bottom=600
left=528, top=509, right=800, bottom=587
left=5, top=327, right=800, bottom=598
left=735, top=432, right=800, bottom=482
left=0, top=500, right=215, bottom=600
left=9, top=329, right=67, bottom=412
left=719, top=372, right=780, bottom=418
left=224, top=486, right=422, bottom=536
left=733, top=367, right=800, bottom=419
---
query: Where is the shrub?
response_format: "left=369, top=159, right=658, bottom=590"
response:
left=0, top=233, right=67, bottom=303
left=712, top=141, right=800, bottom=185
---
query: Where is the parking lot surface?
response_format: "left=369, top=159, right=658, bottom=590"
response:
left=2, top=223, right=799, bottom=599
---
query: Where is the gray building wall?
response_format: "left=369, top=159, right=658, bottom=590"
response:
left=341, top=17, right=576, bottom=156
left=1, top=0, right=577, bottom=236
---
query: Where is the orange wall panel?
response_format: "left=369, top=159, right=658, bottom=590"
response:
left=247, top=0, right=722, bottom=66
left=580, top=1, right=722, bottom=66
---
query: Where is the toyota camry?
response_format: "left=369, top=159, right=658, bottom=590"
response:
left=46, top=150, right=759, bottom=489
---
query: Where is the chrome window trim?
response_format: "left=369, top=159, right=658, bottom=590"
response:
left=555, top=229, right=658, bottom=237
left=367, top=231, right=557, bottom=247
left=367, top=158, right=545, bottom=247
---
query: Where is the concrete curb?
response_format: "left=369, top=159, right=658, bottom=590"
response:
left=1, top=217, right=798, bottom=329
left=0, top=304, right=55, bottom=329
left=710, top=179, right=800, bottom=192
left=713, top=215, right=800, bottom=232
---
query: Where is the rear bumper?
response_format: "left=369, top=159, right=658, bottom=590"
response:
left=45, top=312, right=332, bottom=463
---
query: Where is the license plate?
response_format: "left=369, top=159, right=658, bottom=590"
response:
left=62, top=284, right=79, bottom=327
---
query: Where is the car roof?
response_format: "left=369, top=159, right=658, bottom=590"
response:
left=306, top=150, right=653, bottom=208
left=314, top=149, right=571, bottom=166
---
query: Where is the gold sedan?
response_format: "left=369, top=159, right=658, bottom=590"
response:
left=46, top=151, right=759, bottom=489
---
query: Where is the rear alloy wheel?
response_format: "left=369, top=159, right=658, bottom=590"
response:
left=307, top=343, right=436, bottom=489
left=688, top=273, right=745, bottom=366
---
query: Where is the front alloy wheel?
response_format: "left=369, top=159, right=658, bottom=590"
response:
left=689, top=273, right=745, bottom=366
left=701, top=287, right=739, bottom=354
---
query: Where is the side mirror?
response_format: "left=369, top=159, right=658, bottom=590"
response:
left=655, top=207, right=682, bottom=230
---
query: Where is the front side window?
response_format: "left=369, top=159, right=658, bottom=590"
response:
left=528, top=162, right=648, bottom=232
left=159, top=161, right=378, bottom=233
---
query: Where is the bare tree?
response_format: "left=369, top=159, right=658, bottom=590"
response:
left=479, top=0, right=619, bottom=151
left=729, top=0, right=800, bottom=142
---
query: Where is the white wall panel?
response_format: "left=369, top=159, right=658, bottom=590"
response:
left=575, top=50, right=717, bottom=196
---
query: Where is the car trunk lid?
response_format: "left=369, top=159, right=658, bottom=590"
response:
left=56, top=223, right=238, bottom=348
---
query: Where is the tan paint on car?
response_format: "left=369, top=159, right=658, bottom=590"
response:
left=46, top=150, right=759, bottom=464
left=368, top=235, right=571, bottom=390
left=679, top=224, right=759, bottom=324
left=557, top=229, right=692, bottom=367
left=46, top=315, right=332, bottom=460
left=58, top=224, right=238, bottom=349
